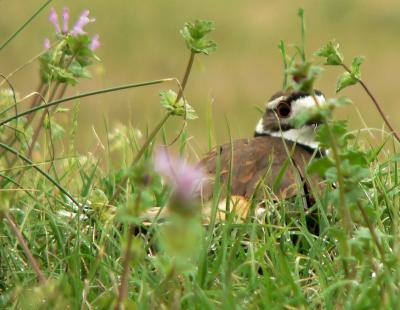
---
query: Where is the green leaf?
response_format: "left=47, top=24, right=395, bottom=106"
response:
left=69, top=61, right=92, bottom=79
left=297, top=7, right=306, bottom=62
left=290, top=106, right=325, bottom=128
left=39, top=34, right=98, bottom=85
left=48, top=64, right=78, bottom=85
left=66, top=34, right=95, bottom=60
left=180, top=20, right=217, bottom=55
left=289, top=97, right=347, bottom=128
left=314, top=40, right=344, bottom=65
left=278, top=40, right=288, bottom=89
left=336, top=56, right=364, bottom=92
left=342, top=150, right=369, bottom=167
left=356, top=227, right=373, bottom=240
left=326, top=96, right=352, bottom=107
left=287, top=61, right=323, bottom=92
left=336, top=71, right=357, bottom=92
left=316, top=120, right=348, bottom=148
left=290, top=108, right=314, bottom=128
left=159, top=90, right=198, bottom=119
left=292, top=97, right=351, bottom=126
left=308, top=156, right=334, bottom=177
left=340, top=159, right=370, bottom=184
left=290, top=96, right=352, bottom=130
left=297, top=7, right=305, bottom=18
left=350, top=55, right=365, bottom=79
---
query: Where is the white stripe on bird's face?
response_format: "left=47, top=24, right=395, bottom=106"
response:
left=265, top=96, right=286, bottom=109
left=288, top=94, right=326, bottom=123
left=255, top=93, right=326, bottom=150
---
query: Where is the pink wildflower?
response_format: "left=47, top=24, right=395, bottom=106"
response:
left=49, top=8, right=61, bottom=33
left=71, top=10, right=96, bottom=36
left=44, top=38, right=51, bottom=49
left=62, top=7, right=69, bottom=33
left=154, top=148, right=204, bottom=200
left=89, top=34, right=101, bottom=51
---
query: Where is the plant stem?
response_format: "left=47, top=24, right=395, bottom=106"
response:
left=115, top=229, right=134, bottom=310
left=56, top=83, right=69, bottom=104
left=326, top=126, right=351, bottom=231
left=28, top=51, right=76, bottom=157
left=278, top=41, right=288, bottom=89
left=27, top=82, right=47, bottom=122
left=176, top=52, right=195, bottom=102
left=356, top=201, right=385, bottom=259
left=165, top=52, right=196, bottom=147
left=0, top=0, right=52, bottom=51
left=0, top=74, right=18, bottom=125
left=0, top=79, right=171, bottom=128
left=27, top=82, right=61, bottom=158
left=0, top=74, right=21, bottom=159
left=110, top=52, right=196, bottom=204
left=312, top=94, right=352, bottom=278
left=298, top=8, right=306, bottom=62
left=0, top=82, right=49, bottom=160
left=115, top=190, right=142, bottom=310
left=328, top=130, right=351, bottom=277
left=4, top=212, right=47, bottom=284
left=110, top=112, right=171, bottom=203
left=0, top=80, right=171, bottom=212
left=341, top=63, right=400, bottom=143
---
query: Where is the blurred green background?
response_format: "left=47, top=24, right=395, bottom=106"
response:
left=1, top=0, right=399, bottom=156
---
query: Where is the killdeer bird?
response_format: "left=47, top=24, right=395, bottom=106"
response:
left=199, top=90, right=326, bottom=222
left=144, top=90, right=326, bottom=228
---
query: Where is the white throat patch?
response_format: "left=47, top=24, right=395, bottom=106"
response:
left=263, top=125, right=319, bottom=149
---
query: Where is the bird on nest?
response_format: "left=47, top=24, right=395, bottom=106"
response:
left=145, top=89, right=326, bottom=226
left=198, top=89, right=326, bottom=224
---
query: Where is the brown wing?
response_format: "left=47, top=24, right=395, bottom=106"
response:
left=198, top=136, right=322, bottom=202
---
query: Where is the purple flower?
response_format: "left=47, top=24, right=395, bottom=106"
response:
left=49, top=8, right=61, bottom=33
left=89, top=34, right=101, bottom=51
left=45, top=8, right=100, bottom=52
left=154, top=148, right=204, bottom=200
left=71, top=10, right=96, bottom=36
left=62, top=7, right=69, bottom=33
left=44, top=38, right=51, bottom=49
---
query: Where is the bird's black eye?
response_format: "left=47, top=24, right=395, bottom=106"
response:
left=276, top=102, right=291, bottom=118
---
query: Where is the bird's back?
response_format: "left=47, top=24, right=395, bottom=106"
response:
left=199, top=135, right=321, bottom=202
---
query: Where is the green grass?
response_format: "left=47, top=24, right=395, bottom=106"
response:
left=0, top=104, right=399, bottom=308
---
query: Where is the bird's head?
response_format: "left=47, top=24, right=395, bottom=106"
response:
left=254, top=90, right=326, bottom=149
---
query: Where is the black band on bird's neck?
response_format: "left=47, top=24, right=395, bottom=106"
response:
left=296, top=143, right=325, bottom=158
left=253, top=131, right=269, bottom=137
left=254, top=130, right=325, bottom=158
